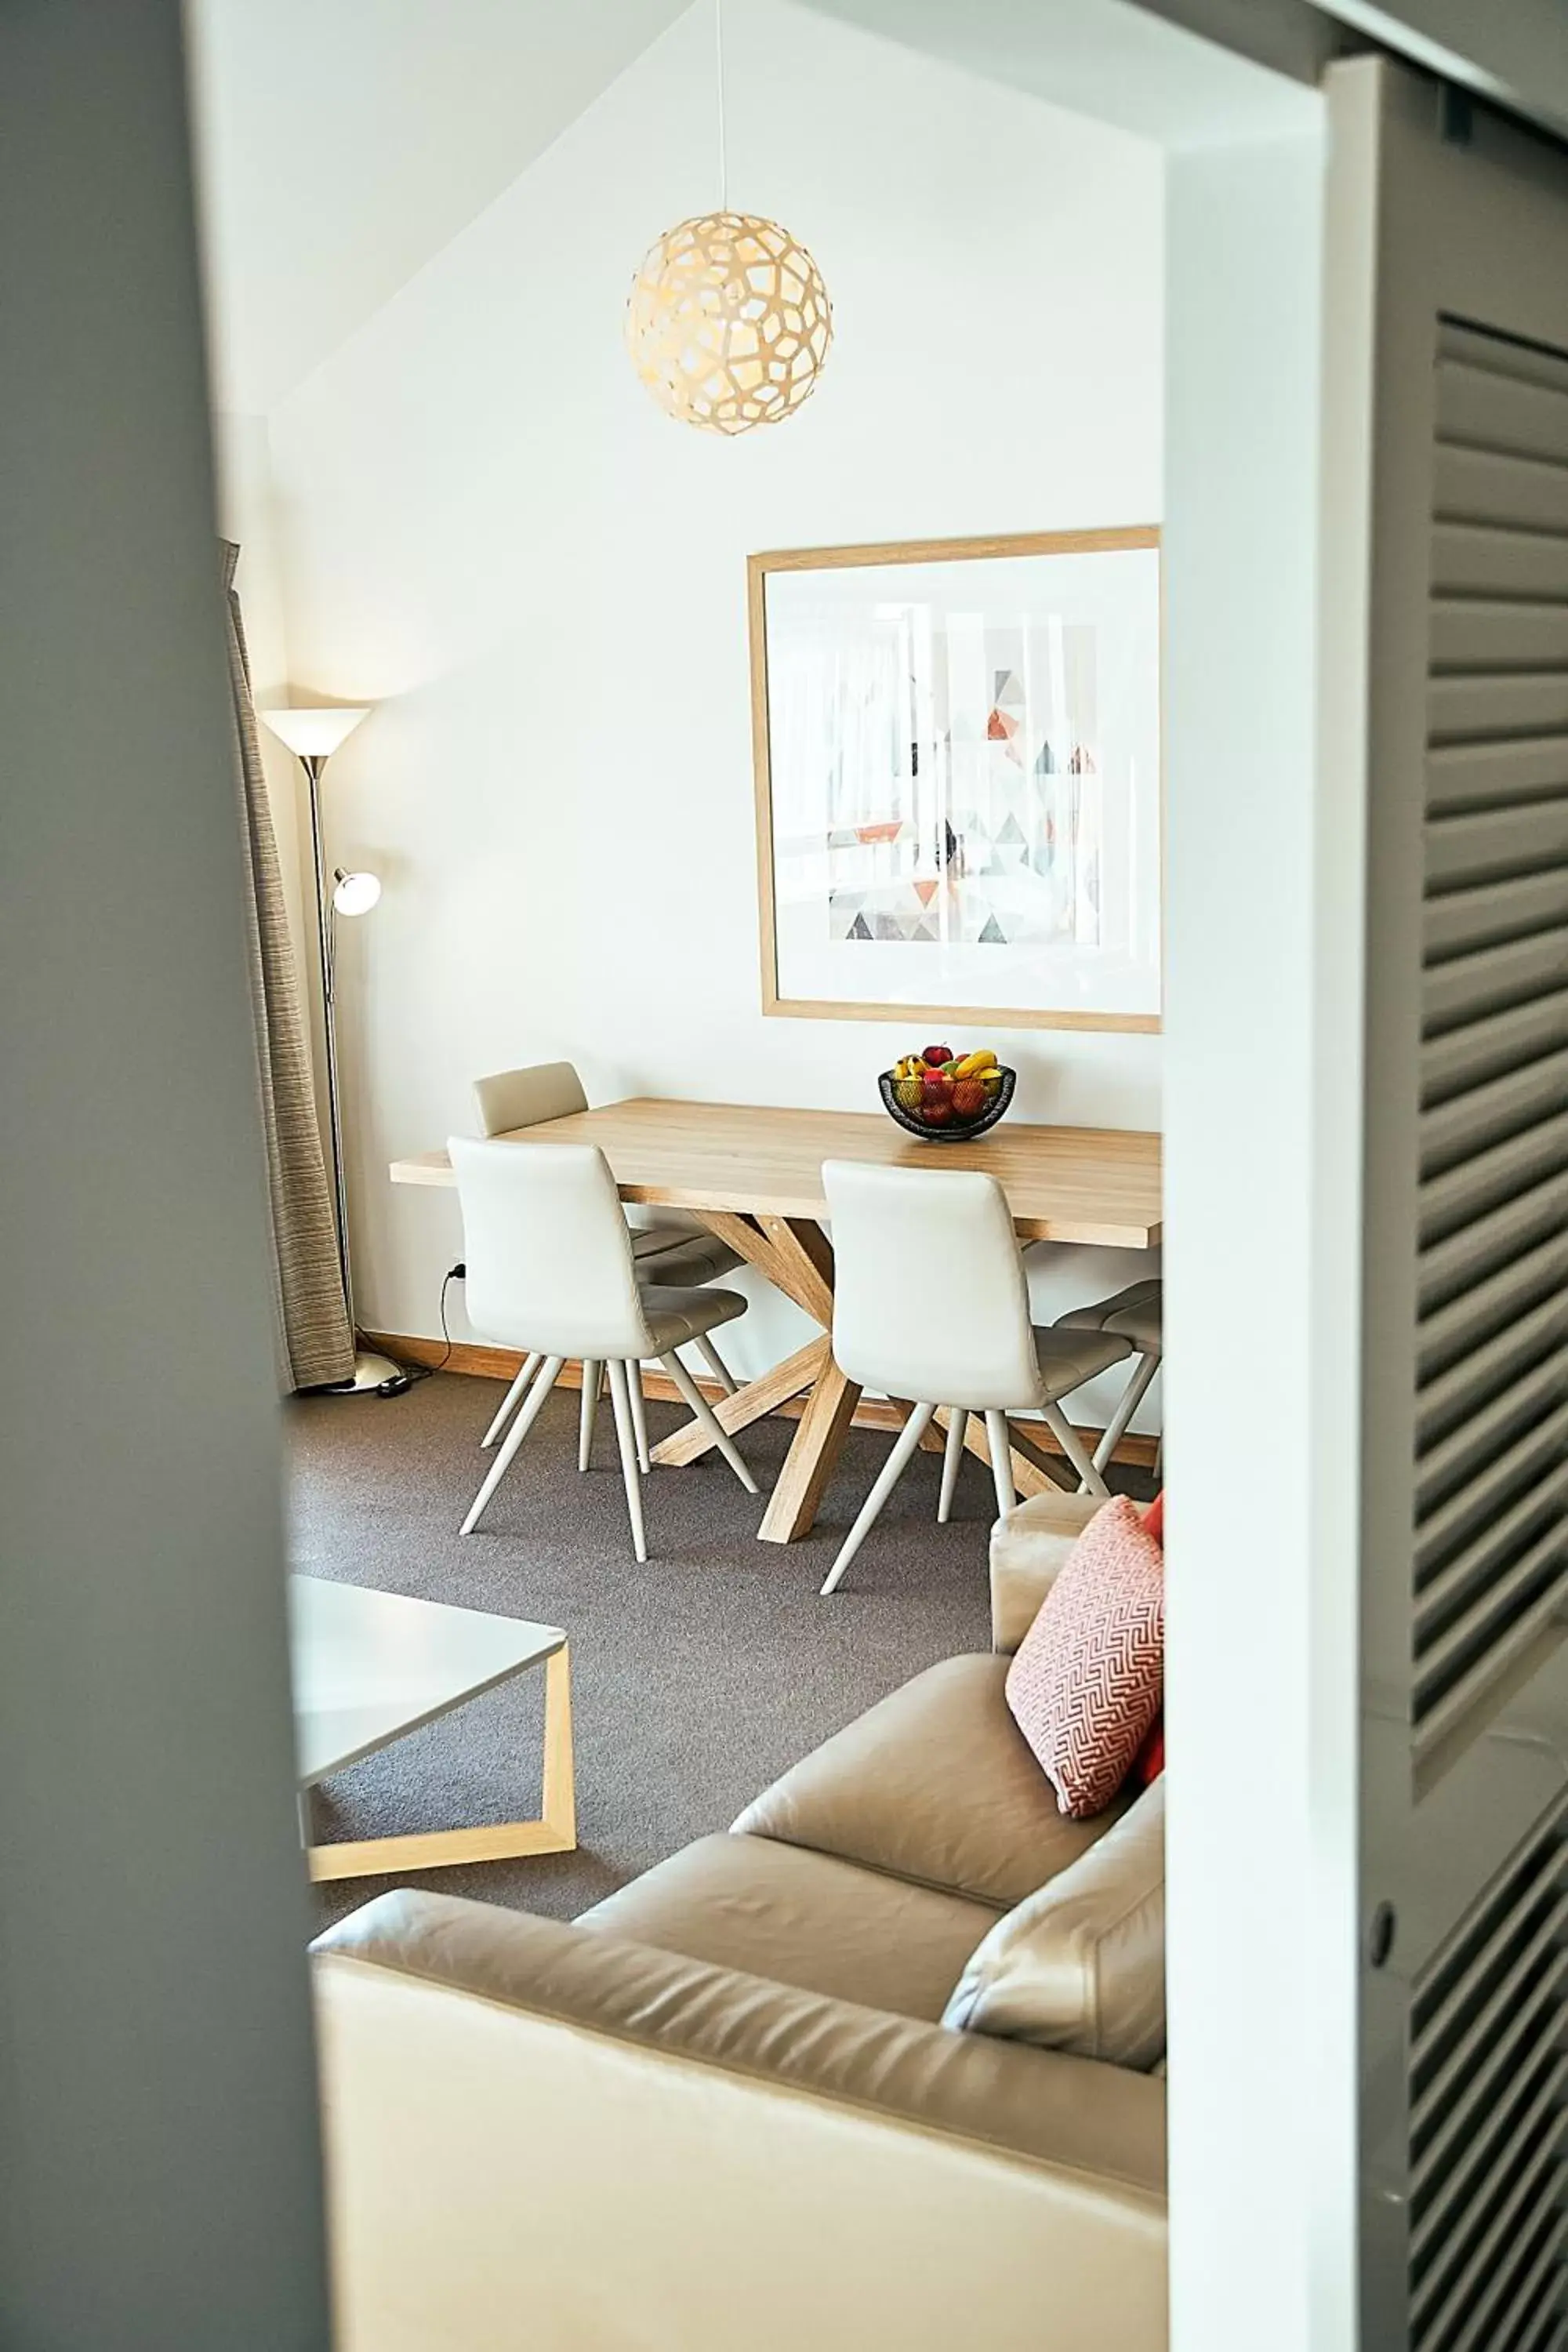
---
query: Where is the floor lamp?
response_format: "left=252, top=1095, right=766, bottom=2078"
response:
left=260, top=705, right=406, bottom=1396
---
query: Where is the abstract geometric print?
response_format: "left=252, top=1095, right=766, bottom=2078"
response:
left=758, top=531, right=1162, bottom=1024
left=820, top=614, right=1104, bottom=950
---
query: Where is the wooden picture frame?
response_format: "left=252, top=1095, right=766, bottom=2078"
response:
left=749, top=525, right=1162, bottom=1033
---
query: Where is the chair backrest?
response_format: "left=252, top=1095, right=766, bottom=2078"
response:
left=471, top=1062, right=588, bottom=1139
left=822, top=1160, right=1041, bottom=1409
left=449, top=1137, right=652, bottom=1362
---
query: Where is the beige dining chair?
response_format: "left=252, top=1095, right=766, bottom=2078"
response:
left=452, top=1138, right=760, bottom=1561
left=1056, top=1278, right=1163, bottom=1475
left=471, top=1063, right=743, bottom=1466
left=818, top=1160, right=1134, bottom=1596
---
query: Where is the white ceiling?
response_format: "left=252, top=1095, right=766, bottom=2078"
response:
left=187, top=0, right=689, bottom=412
left=189, top=0, right=1319, bottom=418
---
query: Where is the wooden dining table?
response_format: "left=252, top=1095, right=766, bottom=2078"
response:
left=390, top=1098, right=1162, bottom=1544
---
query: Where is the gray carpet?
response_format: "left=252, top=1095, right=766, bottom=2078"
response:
left=291, top=1369, right=1152, bottom=1933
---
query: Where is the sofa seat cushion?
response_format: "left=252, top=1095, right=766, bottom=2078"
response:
left=575, top=1831, right=1000, bottom=2024
left=731, top=1653, right=1131, bottom=1911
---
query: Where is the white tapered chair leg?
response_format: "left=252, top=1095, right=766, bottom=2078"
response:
left=1092, top=1351, right=1161, bottom=1475
left=695, top=1333, right=739, bottom=1396
left=462, top=1356, right=564, bottom=1534
left=822, top=1402, right=936, bottom=1596
left=983, top=1410, right=1014, bottom=1519
left=938, top=1408, right=968, bottom=1525
left=481, top=1353, right=540, bottom=1448
left=659, top=1352, right=759, bottom=1495
left=627, top=1359, right=652, bottom=1473
left=1042, top=1400, right=1110, bottom=1497
left=606, top=1359, right=648, bottom=1563
left=579, top=1362, right=601, bottom=1473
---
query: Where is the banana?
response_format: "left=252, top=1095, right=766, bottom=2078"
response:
left=953, top=1048, right=998, bottom=1079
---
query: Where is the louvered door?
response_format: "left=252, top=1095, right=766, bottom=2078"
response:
left=1323, top=57, right=1568, bottom=2347
left=1415, top=321, right=1568, bottom=1791
left=1406, top=1791, right=1568, bottom=2352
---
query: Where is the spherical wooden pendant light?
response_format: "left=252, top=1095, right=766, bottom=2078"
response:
left=625, top=2, right=832, bottom=436
left=626, top=210, right=833, bottom=436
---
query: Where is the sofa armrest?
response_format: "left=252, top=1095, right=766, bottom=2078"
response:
left=990, top=1488, right=1109, bottom=1652
left=313, top=1889, right=1166, bottom=2352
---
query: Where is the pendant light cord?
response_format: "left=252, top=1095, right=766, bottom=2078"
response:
left=716, top=0, right=728, bottom=212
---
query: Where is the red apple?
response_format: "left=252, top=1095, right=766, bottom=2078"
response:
left=922, top=1043, right=954, bottom=1066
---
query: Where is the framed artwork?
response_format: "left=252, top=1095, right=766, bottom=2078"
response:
left=749, top=526, right=1162, bottom=1032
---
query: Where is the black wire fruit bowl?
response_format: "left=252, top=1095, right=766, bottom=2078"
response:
left=879, top=1064, right=1017, bottom=1143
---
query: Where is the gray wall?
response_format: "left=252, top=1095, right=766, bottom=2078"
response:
left=1315, top=0, right=1568, bottom=140
left=0, top=2, right=330, bottom=2344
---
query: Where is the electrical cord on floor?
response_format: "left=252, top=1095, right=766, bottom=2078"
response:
left=394, top=1261, right=463, bottom=1388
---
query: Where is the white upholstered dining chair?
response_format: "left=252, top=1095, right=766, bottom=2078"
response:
left=452, top=1138, right=760, bottom=1561
left=1055, top=1278, right=1163, bottom=1476
left=470, top=1063, right=743, bottom=1465
left=818, top=1160, right=1134, bottom=1596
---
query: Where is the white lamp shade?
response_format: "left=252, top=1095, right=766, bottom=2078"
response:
left=332, top=869, right=381, bottom=916
left=260, top=705, right=370, bottom=759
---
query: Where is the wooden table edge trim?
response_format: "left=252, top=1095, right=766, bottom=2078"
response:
left=387, top=1151, right=1160, bottom=1247
left=385, top=1157, right=1161, bottom=1251
left=388, top=1102, right=1161, bottom=1248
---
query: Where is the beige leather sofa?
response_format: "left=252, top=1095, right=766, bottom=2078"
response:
left=310, top=1490, right=1167, bottom=2352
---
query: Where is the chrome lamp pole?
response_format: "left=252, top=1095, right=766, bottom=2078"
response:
left=260, top=706, right=405, bottom=1396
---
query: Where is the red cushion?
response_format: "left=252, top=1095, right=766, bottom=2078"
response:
left=1134, top=1494, right=1166, bottom=1782
left=1004, top=1495, right=1165, bottom=1820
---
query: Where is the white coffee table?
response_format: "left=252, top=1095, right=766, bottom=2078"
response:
left=289, top=1576, right=575, bottom=1883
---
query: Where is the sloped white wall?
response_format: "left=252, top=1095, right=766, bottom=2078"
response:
left=263, top=0, right=1166, bottom=1412
left=190, top=0, right=691, bottom=410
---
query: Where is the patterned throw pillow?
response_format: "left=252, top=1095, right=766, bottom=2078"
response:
left=1004, top=1494, right=1164, bottom=1819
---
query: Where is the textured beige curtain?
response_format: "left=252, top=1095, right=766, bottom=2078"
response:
left=223, top=541, right=355, bottom=1390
